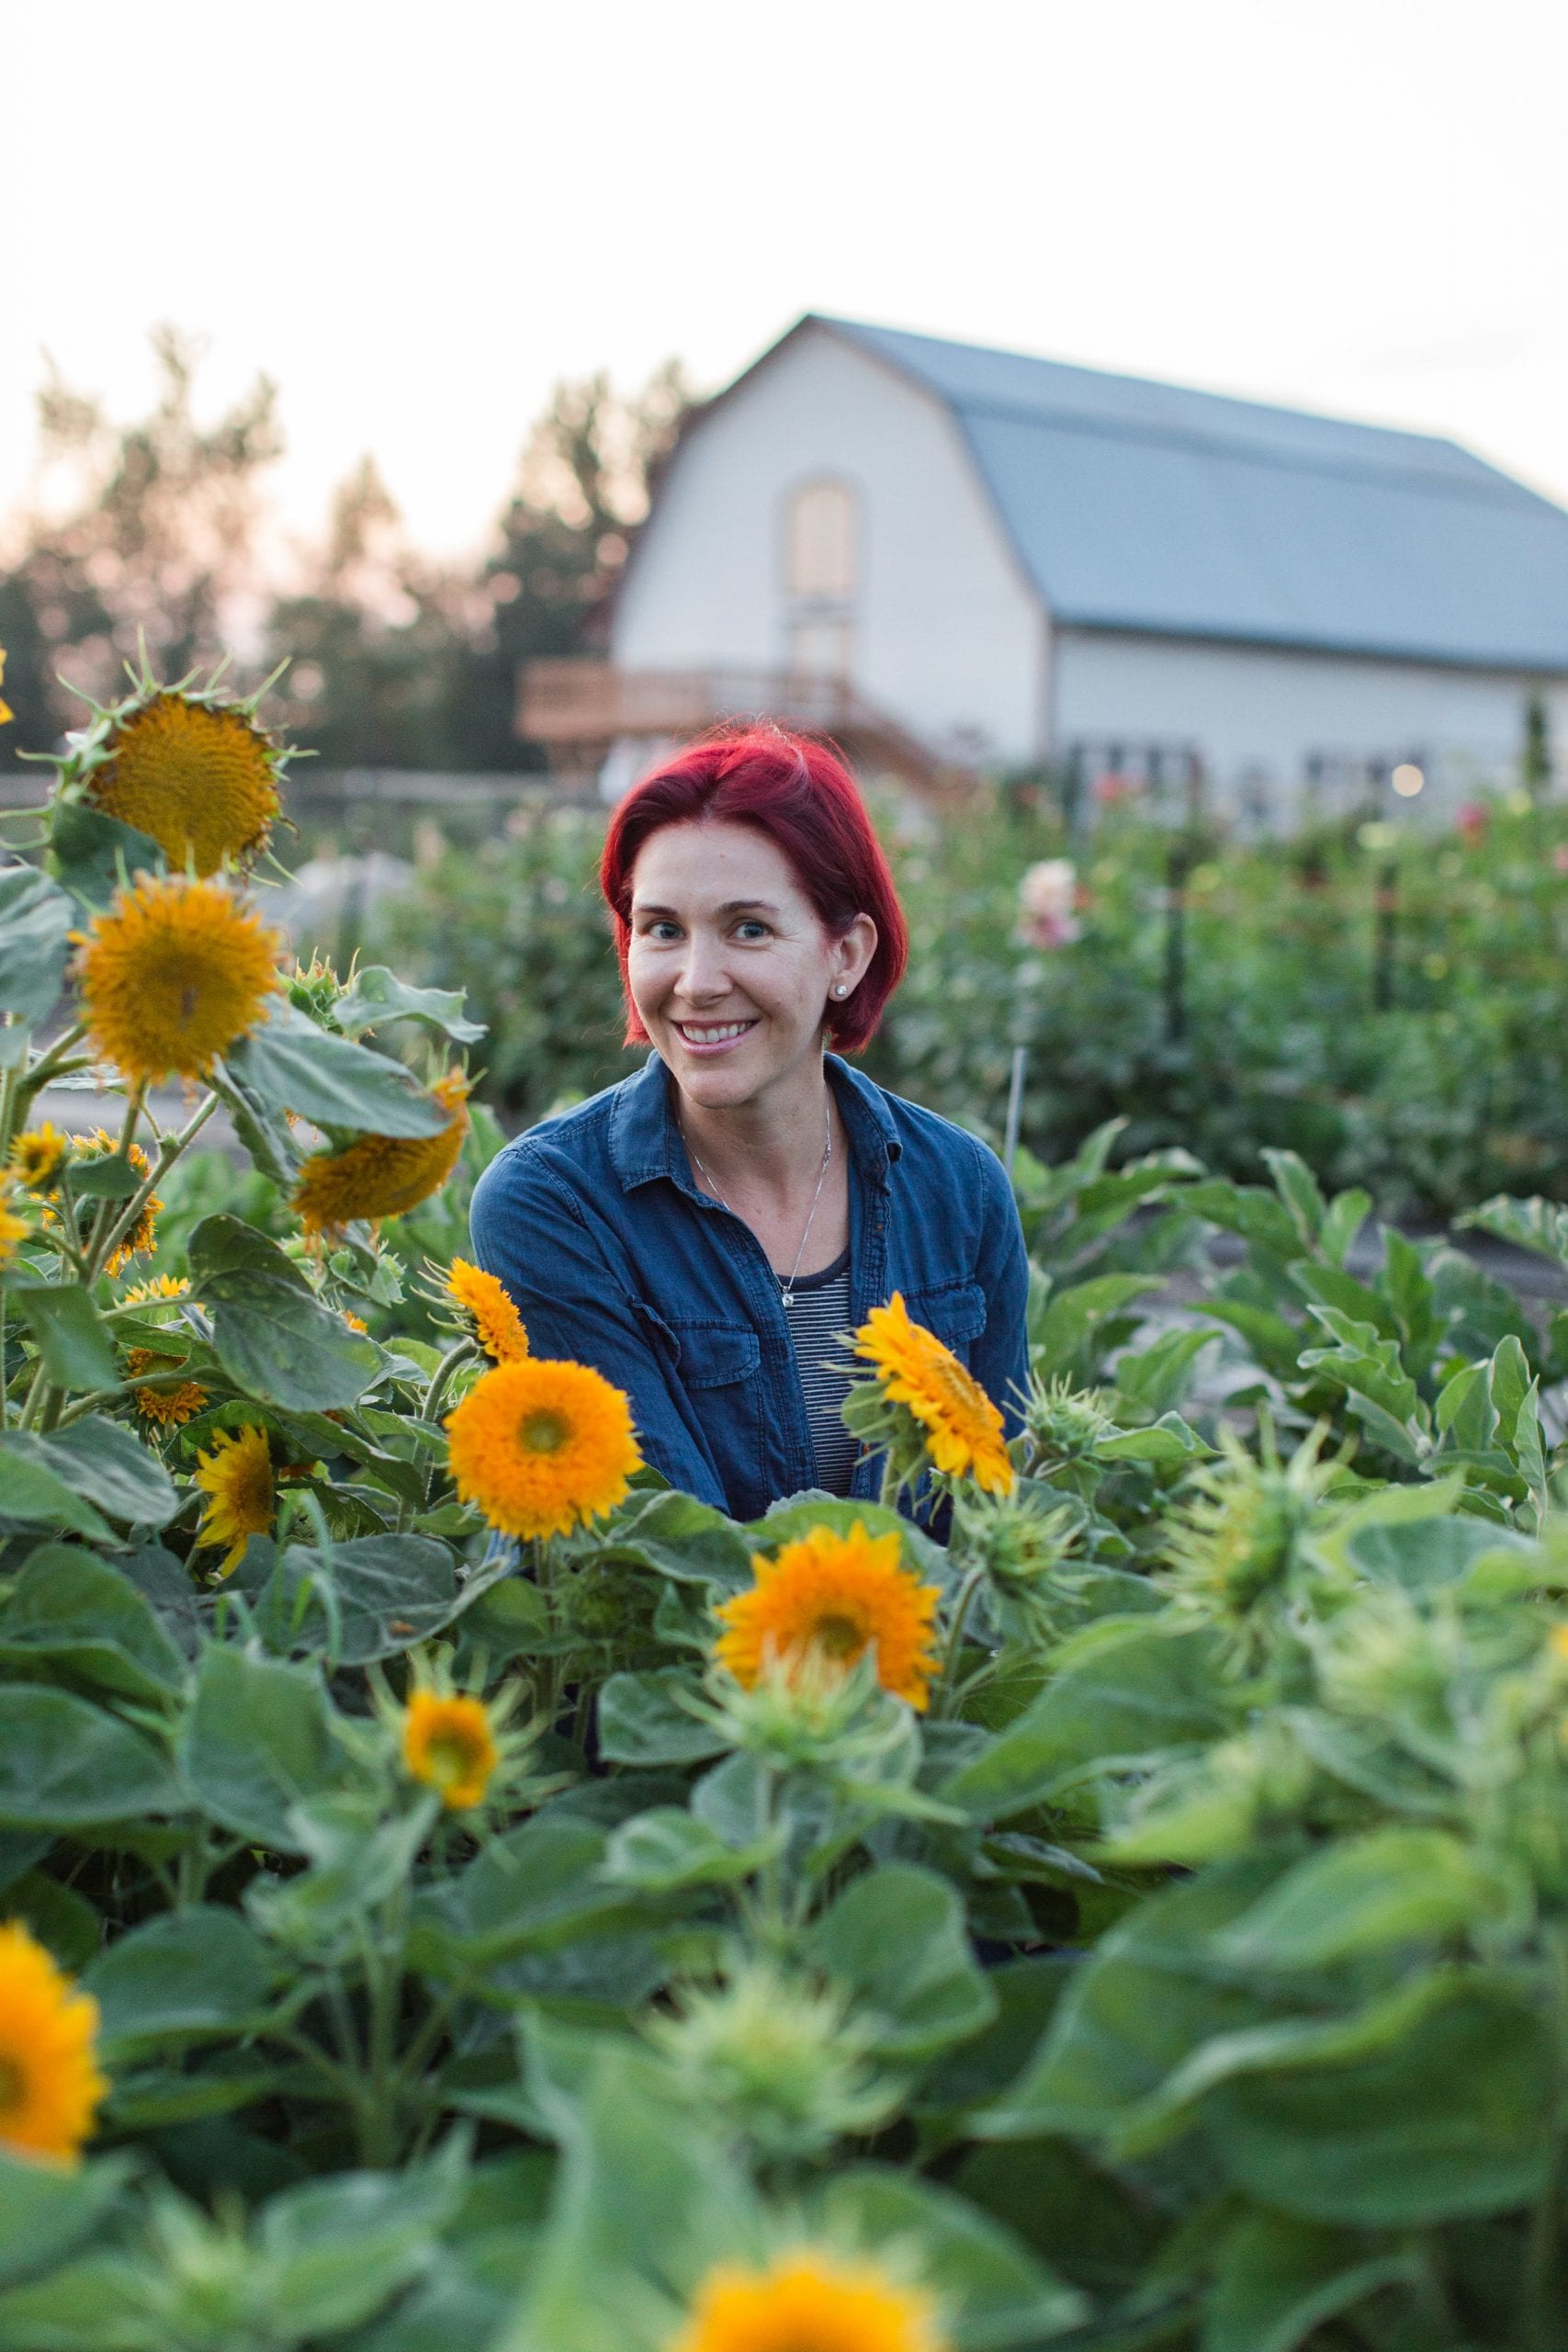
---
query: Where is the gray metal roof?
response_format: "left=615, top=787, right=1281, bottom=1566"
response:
left=819, top=315, right=1568, bottom=672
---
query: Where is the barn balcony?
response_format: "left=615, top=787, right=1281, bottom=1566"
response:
left=516, top=660, right=973, bottom=799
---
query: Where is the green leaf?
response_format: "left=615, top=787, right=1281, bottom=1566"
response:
left=47, top=801, right=162, bottom=905
left=0, top=865, right=74, bottom=1022
left=818, top=2168, right=1086, bottom=2346
left=253, top=2152, right=467, bottom=2337
left=6, top=1283, right=118, bottom=1393
left=1183, top=1181, right=1303, bottom=1261
left=0, top=1432, right=114, bottom=1540
left=0, top=1685, right=183, bottom=1826
left=942, top=1623, right=1230, bottom=1819
left=226, top=999, right=451, bottom=1136
left=1205, top=2215, right=1416, bottom=2352
left=809, top=1863, right=997, bottom=2059
left=64, top=1154, right=141, bottom=1200
left=1260, top=1148, right=1326, bottom=1251
left=1208, top=1977, right=1553, bottom=2224
left=333, top=965, right=487, bottom=1044
left=1111, top=1327, right=1223, bottom=1417
left=1032, top=1275, right=1163, bottom=1382
left=188, top=1213, right=383, bottom=1409
left=42, top=1414, right=179, bottom=1528
left=1457, top=1191, right=1568, bottom=1272
left=258, top=1535, right=459, bottom=1664
left=178, top=1644, right=354, bottom=1849
left=597, top=1668, right=725, bottom=1766
left=0, top=1543, right=186, bottom=1700
left=1218, top=1829, right=1524, bottom=1968
left=412, top=1815, right=637, bottom=1979
left=600, top=1806, right=781, bottom=1892
left=1096, top=1413, right=1213, bottom=1465
left=585, top=1487, right=755, bottom=1591
left=1297, top=1306, right=1425, bottom=1461
left=1317, top=1187, right=1372, bottom=1272
left=85, top=1906, right=280, bottom=2052
left=0, top=2150, right=133, bottom=2289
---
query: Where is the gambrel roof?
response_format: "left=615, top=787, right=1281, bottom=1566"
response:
left=797, top=315, right=1568, bottom=673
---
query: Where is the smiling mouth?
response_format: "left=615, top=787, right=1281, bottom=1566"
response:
left=674, top=1020, right=758, bottom=1045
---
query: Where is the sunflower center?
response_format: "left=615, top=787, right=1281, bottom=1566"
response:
left=812, top=1612, right=866, bottom=1659
left=520, top=1409, right=571, bottom=1454
left=426, top=1729, right=479, bottom=1787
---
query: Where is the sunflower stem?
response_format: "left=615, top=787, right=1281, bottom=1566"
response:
left=937, top=1566, right=987, bottom=1713
left=16, top=1023, right=88, bottom=1102
left=88, top=1088, right=216, bottom=1285
left=80, top=1085, right=146, bottom=1283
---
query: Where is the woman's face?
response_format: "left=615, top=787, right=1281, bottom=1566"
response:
left=626, top=820, right=876, bottom=1113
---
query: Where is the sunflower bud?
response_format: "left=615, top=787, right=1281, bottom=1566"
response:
left=645, top=1962, right=900, bottom=2159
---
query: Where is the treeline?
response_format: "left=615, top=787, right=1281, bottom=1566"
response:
left=0, top=328, right=691, bottom=772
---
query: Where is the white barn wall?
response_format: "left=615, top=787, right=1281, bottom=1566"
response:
left=1053, top=629, right=1568, bottom=815
left=614, top=325, right=1045, bottom=763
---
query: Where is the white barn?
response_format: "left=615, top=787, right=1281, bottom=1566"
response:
left=523, top=315, right=1568, bottom=823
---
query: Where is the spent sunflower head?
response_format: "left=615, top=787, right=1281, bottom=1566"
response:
left=9, top=1124, right=71, bottom=1191
left=714, top=1521, right=942, bottom=1712
left=292, top=1070, right=470, bottom=1235
left=444, top=1354, right=642, bottom=1540
left=847, top=1293, right=1014, bottom=1498
left=443, top=1256, right=529, bottom=1362
left=193, top=1421, right=276, bottom=1576
left=75, top=872, right=282, bottom=1086
left=126, top=1347, right=209, bottom=1430
left=0, top=1919, right=108, bottom=2166
left=671, top=2248, right=944, bottom=2352
left=74, top=682, right=286, bottom=876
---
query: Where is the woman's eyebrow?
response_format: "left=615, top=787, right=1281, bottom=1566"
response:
left=631, top=898, right=783, bottom=917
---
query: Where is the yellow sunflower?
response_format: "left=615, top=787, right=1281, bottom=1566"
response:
left=75, top=1131, right=162, bottom=1275
left=10, top=1125, right=70, bottom=1191
left=0, top=1920, right=107, bottom=2166
left=0, top=1175, right=28, bottom=1271
left=445, top=1355, right=641, bottom=1540
left=119, top=1272, right=190, bottom=1306
left=715, top=1522, right=942, bottom=1712
left=292, top=1071, right=470, bottom=1236
left=852, top=1294, right=1014, bottom=1496
left=671, top=2249, right=943, bottom=2352
left=193, top=1422, right=275, bottom=1574
left=446, top=1256, right=529, bottom=1362
left=126, top=1348, right=209, bottom=1430
left=75, top=872, right=281, bottom=1086
left=84, top=689, right=283, bottom=876
left=401, top=1689, right=499, bottom=1810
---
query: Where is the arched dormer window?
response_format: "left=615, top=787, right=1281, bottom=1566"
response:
left=783, top=479, right=859, bottom=677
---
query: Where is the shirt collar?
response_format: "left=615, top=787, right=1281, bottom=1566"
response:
left=608, top=1051, right=902, bottom=1193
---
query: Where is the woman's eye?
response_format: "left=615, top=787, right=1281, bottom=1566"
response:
left=734, top=921, right=770, bottom=942
left=642, top=921, right=681, bottom=942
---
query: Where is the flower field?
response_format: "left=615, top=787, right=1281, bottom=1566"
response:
left=4, top=659, right=1568, bottom=2347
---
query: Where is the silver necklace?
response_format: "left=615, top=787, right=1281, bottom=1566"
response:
left=682, top=1100, right=833, bottom=1308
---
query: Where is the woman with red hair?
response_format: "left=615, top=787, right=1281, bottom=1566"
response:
left=469, top=726, right=1027, bottom=1521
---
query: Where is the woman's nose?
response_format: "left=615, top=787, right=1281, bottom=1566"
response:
left=674, top=933, right=728, bottom=1001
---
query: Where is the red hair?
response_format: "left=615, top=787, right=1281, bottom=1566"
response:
left=599, top=725, right=908, bottom=1053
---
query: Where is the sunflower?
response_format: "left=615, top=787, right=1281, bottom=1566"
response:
left=0, top=1920, right=107, bottom=2166
left=9, top=1125, right=71, bottom=1191
left=714, top=1522, right=942, bottom=1712
left=0, top=1176, right=28, bottom=1271
left=292, top=1071, right=470, bottom=1235
left=83, top=688, right=283, bottom=876
left=74, top=1130, right=162, bottom=1275
left=445, top=1355, right=641, bottom=1540
left=119, top=1272, right=190, bottom=1306
left=193, top=1422, right=275, bottom=1574
left=671, top=2249, right=943, bottom=2352
left=126, top=1347, right=209, bottom=1430
left=75, top=872, right=281, bottom=1086
left=401, top=1689, right=499, bottom=1810
left=446, top=1256, right=529, bottom=1362
left=851, top=1294, right=1014, bottom=1496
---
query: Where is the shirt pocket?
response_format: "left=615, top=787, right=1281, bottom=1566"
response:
left=903, top=1279, right=987, bottom=1364
left=637, top=1309, right=765, bottom=1506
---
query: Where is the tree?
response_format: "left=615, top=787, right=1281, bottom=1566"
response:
left=0, top=328, right=281, bottom=747
left=1522, top=691, right=1552, bottom=800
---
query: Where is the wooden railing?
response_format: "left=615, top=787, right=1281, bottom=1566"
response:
left=516, top=662, right=970, bottom=795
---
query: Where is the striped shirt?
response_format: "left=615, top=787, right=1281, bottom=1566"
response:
left=782, top=1247, right=859, bottom=1496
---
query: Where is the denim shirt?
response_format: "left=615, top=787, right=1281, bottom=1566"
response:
left=468, top=1052, right=1030, bottom=1524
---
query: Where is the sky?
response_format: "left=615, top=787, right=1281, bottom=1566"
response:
left=9, top=0, right=1568, bottom=566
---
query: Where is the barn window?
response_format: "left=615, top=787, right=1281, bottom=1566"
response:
left=784, top=480, right=859, bottom=602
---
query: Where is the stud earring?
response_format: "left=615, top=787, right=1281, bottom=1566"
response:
left=833, top=983, right=847, bottom=997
